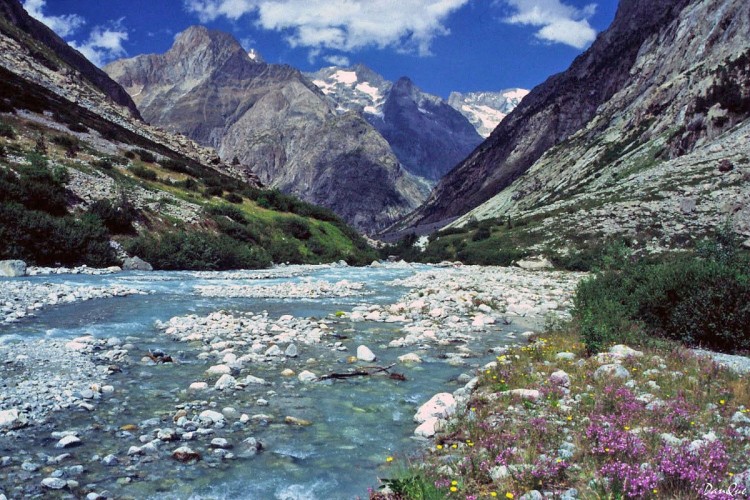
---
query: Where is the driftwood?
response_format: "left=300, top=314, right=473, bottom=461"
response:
left=318, top=363, right=406, bottom=381
left=146, top=350, right=174, bottom=364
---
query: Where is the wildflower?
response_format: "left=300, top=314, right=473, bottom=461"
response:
left=437, top=444, right=443, bottom=450
left=720, top=399, right=726, bottom=405
left=451, top=480, right=458, bottom=485
left=506, top=493, right=514, bottom=499
left=566, top=415, right=572, bottom=421
left=452, top=443, right=458, bottom=449
left=624, top=426, right=630, bottom=431
left=490, top=493, right=497, bottom=498
left=450, top=486, right=457, bottom=492
left=385, top=456, right=393, bottom=463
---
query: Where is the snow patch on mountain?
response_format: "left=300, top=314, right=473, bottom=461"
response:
left=448, top=89, right=529, bottom=137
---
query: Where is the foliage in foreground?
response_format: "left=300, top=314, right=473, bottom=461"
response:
left=574, top=229, right=750, bottom=354
left=375, top=332, right=750, bottom=499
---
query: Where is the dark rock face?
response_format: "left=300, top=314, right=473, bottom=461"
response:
left=0, top=0, right=141, bottom=118
left=370, top=77, right=483, bottom=182
left=106, top=27, right=427, bottom=233
left=400, top=0, right=693, bottom=230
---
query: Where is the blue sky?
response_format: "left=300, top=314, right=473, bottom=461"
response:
left=23, top=0, right=618, bottom=98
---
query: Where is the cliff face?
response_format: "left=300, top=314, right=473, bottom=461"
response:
left=399, top=0, right=699, bottom=231
left=106, top=27, right=428, bottom=234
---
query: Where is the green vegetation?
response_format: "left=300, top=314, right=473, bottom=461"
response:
left=124, top=231, right=271, bottom=271
left=0, top=111, right=375, bottom=270
left=574, top=227, right=750, bottom=354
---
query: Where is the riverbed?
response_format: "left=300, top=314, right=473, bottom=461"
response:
left=0, top=263, right=583, bottom=499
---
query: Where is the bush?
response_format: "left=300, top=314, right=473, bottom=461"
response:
left=223, top=192, right=243, bottom=204
left=203, top=186, right=223, bottom=198
left=160, top=159, right=189, bottom=173
left=134, top=149, right=157, bottom=163
left=67, top=122, right=88, bottom=133
left=124, top=231, right=271, bottom=271
left=0, top=158, right=68, bottom=215
left=0, top=203, right=115, bottom=267
left=130, top=165, right=157, bottom=181
left=280, top=217, right=312, bottom=240
left=87, top=198, right=138, bottom=234
left=205, top=204, right=248, bottom=224
left=0, top=122, right=15, bottom=139
left=51, top=134, right=80, bottom=156
left=472, top=226, right=491, bottom=241
left=574, top=230, right=750, bottom=354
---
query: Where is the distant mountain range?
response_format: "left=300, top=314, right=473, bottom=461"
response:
left=307, top=65, right=526, bottom=181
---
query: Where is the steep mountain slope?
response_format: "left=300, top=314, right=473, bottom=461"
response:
left=0, top=0, right=140, bottom=119
left=308, top=65, right=484, bottom=182
left=448, top=89, right=529, bottom=138
left=399, top=0, right=703, bottom=232
left=105, top=27, right=428, bottom=234
left=0, top=0, right=376, bottom=269
left=395, top=0, right=750, bottom=258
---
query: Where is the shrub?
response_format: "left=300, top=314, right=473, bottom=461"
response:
left=223, top=192, right=243, bottom=204
left=203, top=186, right=223, bottom=198
left=124, top=151, right=136, bottom=160
left=160, top=158, right=189, bottom=173
left=67, top=122, right=88, bottom=133
left=205, top=204, right=248, bottom=224
left=130, top=165, right=157, bottom=181
left=574, top=229, right=750, bottom=354
left=280, top=217, right=312, bottom=240
left=0, top=122, right=15, bottom=139
left=471, top=226, right=491, bottom=241
left=51, top=134, right=80, bottom=156
left=134, top=149, right=157, bottom=163
left=0, top=203, right=115, bottom=266
left=124, top=231, right=271, bottom=271
left=87, top=198, right=138, bottom=234
left=0, top=159, right=68, bottom=215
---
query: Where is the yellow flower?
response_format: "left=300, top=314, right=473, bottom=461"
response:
left=386, top=456, right=394, bottom=463
left=450, top=486, right=457, bottom=492
left=566, top=416, right=572, bottom=421
left=451, top=480, right=458, bottom=486
left=653, top=489, right=658, bottom=494
left=470, top=407, right=476, bottom=412
left=729, top=472, right=734, bottom=477
left=506, top=493, right=514, bottom=499
left=624, top=426, right=630, bottom=431
left=490, top=493, right=498, bottom=498
left=436, top=444, right=443, bottom=450
left=720, top=399, right=726, bottom=405
left=452, top=444, right=458, bottom=449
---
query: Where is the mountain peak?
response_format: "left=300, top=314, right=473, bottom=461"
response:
left=171, top=25, right=245, bottom=58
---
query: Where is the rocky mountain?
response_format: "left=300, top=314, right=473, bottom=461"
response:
left=396, top=0, right=750, bottom=249
left=105, top=27, right=428, bottom=234
left=0, top=0, right=376, bottom=269
left=447, top=89, right=529, bottom=138
left=308, top=65, right=484, bottom=182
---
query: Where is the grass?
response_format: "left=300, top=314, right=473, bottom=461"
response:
left=375, top=330, right=750, bottom=499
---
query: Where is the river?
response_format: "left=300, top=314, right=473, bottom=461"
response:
left=0, top=263, right=557, bottom=499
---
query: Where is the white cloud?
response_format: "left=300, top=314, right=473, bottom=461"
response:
left=323, top=54, right=350, bottom=67
left=70, top=25, right=129, bottom=67
left=499, top=0, right=597, bottom=49
left=23, top=0, right=85, bottom=37
left=184, top=0, right=468, bottom=56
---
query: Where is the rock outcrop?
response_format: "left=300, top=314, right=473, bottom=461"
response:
left=105, top=27, right=428, bottom=233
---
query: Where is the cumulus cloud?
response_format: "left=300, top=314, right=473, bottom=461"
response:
left=499, top=0, right=597, bottom=49
left=69, top=24, right=129, bottom=66
left=23, top=0, right=85, bottom=37
left=184, top=0, right=468, bottom=57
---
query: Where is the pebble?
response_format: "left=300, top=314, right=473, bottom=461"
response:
left=356, top=345, right=377, bottom=362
